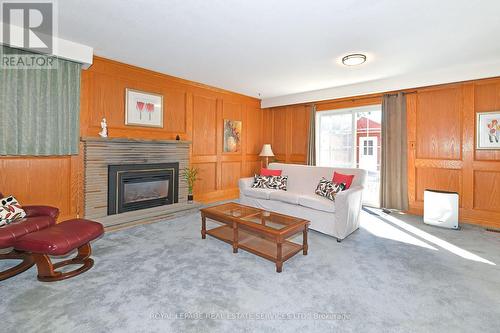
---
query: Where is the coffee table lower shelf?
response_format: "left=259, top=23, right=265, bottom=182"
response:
left=206, top=225, right=303, bottom=271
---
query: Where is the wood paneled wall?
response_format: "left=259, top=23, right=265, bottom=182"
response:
left=265, top=79, right=500, bottom=229
left=408, top=77, right=500, bottom=228
left=189, top=94, right=265, bottom=202
left=265, top=105, right=310, bottom=164
left=0, top=56, right=263, bottom=220
left=265, top=97, right=383, bottom=165
left=0, top=156, right=80, bottom=221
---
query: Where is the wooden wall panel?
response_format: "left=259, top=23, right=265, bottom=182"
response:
left=262, top=108, right=273, bottom=145
left=221, top=162, right=241, bottom=189
left=164, top=89, right=188, bottom=134
left=1, top=56, right=262, bottom=219
left=223, top=101, right=242, bottom=122
left=82, top=63, right=190, bottom=141
left=192, top=95, right=217, bottom=156
left=81, top=57, right=262, bottom=204
left=0, top=156, right=79, bottom=221
left=192, top=162, right=217, bottom=194
left=272, top=108, right=287, bottom=161
left=246, top=107, right=263, bottom=155
left=289, top=105, right=309, bottom=162
left=267, top=105, right=310, bottom=164
left=243, top=160, right=261, bottom=177
left=189, top=96, right=262, bottom=202
left=264, top=77, right=500, bottom=228
left=407, top=78, right=500, bottom=228
left=415, top=168, right=461, bottom=203
left=243, top=106, right=264, bottom=177
left=416, top=87, right=462, bottom=160
left=473, top=171, right=500, bottom=212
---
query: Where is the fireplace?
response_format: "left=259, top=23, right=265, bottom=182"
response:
left=107, top=163, right=179, bottom=215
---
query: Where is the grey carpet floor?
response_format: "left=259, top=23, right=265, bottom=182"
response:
left=1, top=205, right=500, bottom=333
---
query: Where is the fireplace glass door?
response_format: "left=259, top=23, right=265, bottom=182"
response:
left=108, top=163, right=179, bottom=215
left=123, top=179, right=169, bottom=204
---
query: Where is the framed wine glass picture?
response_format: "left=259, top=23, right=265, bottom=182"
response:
left=125, top=88, right=163, bottom=128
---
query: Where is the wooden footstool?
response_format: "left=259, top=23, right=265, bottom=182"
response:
left=14, top=219, right=104, bottom=282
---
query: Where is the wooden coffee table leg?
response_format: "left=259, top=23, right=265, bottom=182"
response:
left=201, top=214, right=206, bottom=239
left=233, top=222, right=238, bottom=253
left=276, top=241, right=283, bottom=273
left=303, top=226, right=308, bottom=255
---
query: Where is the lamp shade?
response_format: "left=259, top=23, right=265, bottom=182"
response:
left=259, top=144, right=274, bottom=157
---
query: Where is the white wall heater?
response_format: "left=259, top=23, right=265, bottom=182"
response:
left=423, top=190, right=459, bottom=230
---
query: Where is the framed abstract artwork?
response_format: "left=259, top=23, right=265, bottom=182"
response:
left=125, top=88, right=163, bottom=128
left=223, top=119, right=242, bottom=152
left=476, top=111, right=500, bottom=149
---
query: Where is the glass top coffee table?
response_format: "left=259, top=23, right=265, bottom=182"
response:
left=200, top=202, right=309, bottom=272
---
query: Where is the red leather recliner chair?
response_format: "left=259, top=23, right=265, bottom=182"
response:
left=0, top=192, right=59, bottom=281
left=1, top=192, right=105, bottom=282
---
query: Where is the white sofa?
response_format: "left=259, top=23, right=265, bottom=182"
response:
left=239, top=163, right=367, bottom=241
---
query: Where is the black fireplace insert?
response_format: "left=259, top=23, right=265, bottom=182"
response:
left=107, top=163, right=179, bottom=215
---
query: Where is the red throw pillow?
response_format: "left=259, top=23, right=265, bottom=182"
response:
left=260, top=168, right=282, bottom=176
left=332, top=172, right=355, bottom=190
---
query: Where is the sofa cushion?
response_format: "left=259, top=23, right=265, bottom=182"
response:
left=333, top=172, right=355, bottom=189
left=23, top=205, right=59, bottom=219
left=266, top=163, right=367, bottom=193
left=14, top=219, right=104, bottom=256
left=242, top=187, right=274, bottom=200
left=298, top=194, right=336, bottom=213
left=260, top=168, right=282, bottom=176
left=269, top=191, right=300, bottom=205
left=0, top=216, right=56, bottom=248
left=251, top=175, right=288, bottom=190
left=315, top=178, right=345, bottom=201
left=0, top=196, right=26, bottom=226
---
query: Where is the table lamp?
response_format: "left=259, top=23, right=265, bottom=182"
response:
left=259, top=144, right=274, bottom=167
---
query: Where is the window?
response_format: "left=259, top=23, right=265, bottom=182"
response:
left=316, top=105, right=382, bottom=207
left=363, top=139, right=374, bottom=155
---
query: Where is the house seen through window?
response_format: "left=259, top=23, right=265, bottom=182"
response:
left=316, top=104, right=382, bottom=207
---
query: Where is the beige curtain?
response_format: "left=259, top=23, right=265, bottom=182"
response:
left=380, top=93, right=408, bottom=210
left=306, top=105, right=316, bottom=165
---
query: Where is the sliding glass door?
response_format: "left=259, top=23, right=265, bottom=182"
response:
left=316, top=105, right=382, bottom=207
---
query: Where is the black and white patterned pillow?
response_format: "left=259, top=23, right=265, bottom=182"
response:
left=266, top=175, right=288, bottom=190
left=252, top=175, right=288, bottom=191
left=315, top=178, right=345, bottom=201
left=252, top=175, right=268, bottom=189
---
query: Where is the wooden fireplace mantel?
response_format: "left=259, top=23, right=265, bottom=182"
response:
left=80, top=136, right=192, bottom=145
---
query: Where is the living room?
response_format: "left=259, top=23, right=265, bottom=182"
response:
left=1, top=1, right=500, bottom=332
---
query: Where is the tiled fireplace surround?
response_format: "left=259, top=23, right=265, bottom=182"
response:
left=81, top=137, right=198, bottom=229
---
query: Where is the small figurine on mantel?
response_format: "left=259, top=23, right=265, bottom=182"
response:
left=99, top=118, right=108, bottom=138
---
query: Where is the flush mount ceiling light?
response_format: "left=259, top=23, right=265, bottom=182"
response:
left=342, top=54, right=367, bottom=66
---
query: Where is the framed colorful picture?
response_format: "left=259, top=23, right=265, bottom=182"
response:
left=476, top=111, right=500, bottom=149
left=223, top=119, right=242, bottom=152
left=125, top=88, right=163, bottom=128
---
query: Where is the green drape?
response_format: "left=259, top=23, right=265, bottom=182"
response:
left=0, top=45, right=81, bottom=155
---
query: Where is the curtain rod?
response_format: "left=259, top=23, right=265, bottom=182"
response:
left=314, top=94, right=382, bottom=105
left=384, top=91, right=417, bottom=96
left=279, top=90, right=416, bottom=109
